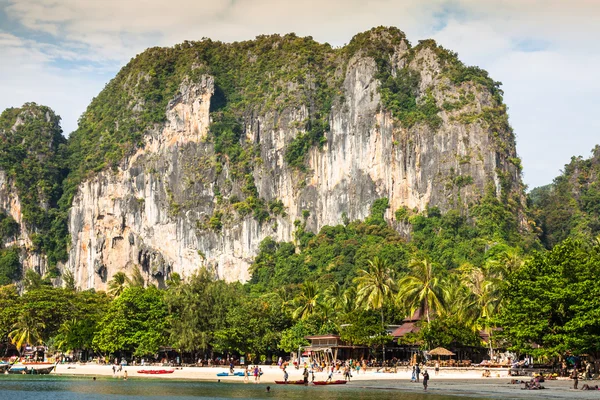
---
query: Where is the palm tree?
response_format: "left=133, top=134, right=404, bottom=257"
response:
left=108, top=272, right=128, bottom=297
left=459, top=262, right=503, bottom=358
left=441, top=274, right=477, bottom=327
left=292, top=281, right=323, bottom=320
left=353, top=257, right=395, bottom=329
left=9, top=313, right=45, bottom=352
left=323, top=282, right=344, bottom=311
left=397, top=258, right=446, bottom=322
left=486, top=248, right=522, bottom=277
left=129, top=266, right=146, bottom=287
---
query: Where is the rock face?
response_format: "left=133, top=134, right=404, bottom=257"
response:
left=65, top=32, right=524, bottom=290
left=0, top=104, right=65, bottom=277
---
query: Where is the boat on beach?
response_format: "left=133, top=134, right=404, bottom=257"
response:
left=138, top=369, right=175, bottom=374
left=275, top=380, right=306, bottom=384
left=7, top=365, right=55, bottom=374
left=313, top=380, right=347, bottom=385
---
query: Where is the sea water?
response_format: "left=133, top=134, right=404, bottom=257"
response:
left=0, top=376, right=487, bottom=399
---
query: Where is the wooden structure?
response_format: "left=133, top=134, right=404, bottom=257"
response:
left=302, top=335, right=367, bottom=363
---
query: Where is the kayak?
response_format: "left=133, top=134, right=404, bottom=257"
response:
left=275, top=380, right=306, bottom=385
left=313, top=380, right=347, bottom=385
left=138, top=369, right=174, bottom=374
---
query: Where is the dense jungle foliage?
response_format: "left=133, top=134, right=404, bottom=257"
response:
left=0, top=104, right=69, bottom=271
left=530, top=146, right=600, bottom=249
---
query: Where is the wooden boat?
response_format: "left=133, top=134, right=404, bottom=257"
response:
left=7, top=365, right=55, bottom=374
left=31, top=365, right=54, bottom=374
left=275, top=380, right=306, bottom=385
left=138, top=369, right=175, bottom=374
left=8, top=366, right=28, bottom=374
left=21, top=362, right=54, bottom=365
left=313, top=380, right=347, bottom=385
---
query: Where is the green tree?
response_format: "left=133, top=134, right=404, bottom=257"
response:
left=292, top=281, right=323, bottom=320
left=9, top=312, right=46, bottom=351
left=107, top=272, right=128, bottom=297
left=0, top=247, right=21, bottom=286
left=213, top=299, right=281, bottom=362
left=397, top=258, right=446, bottom=322
left=279, top=321, right=312, bottom=353
left=164, top=269, right=238, bottom=357
left=354, top=256, right=395, bottom=329
left=128, top=266, right=146, bottom=287
left=498, top=238, right=600, bottom=357
left=93, top=286, right=169, bottom=356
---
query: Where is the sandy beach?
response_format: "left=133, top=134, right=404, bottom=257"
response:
left=50, top=364, right=600, bottom=399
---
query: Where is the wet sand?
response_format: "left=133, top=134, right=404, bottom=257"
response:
left=50, top=364, right=598, bottom=399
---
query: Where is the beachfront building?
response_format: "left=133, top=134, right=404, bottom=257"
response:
left=302, top=335, right=368, bottom=364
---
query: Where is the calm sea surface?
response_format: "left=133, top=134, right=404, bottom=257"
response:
left=0, top=376, right=490, bottom=400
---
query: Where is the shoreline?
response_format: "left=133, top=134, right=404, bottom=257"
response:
left=51, top=364, right=517, bottom=382
left=30, top=364, right=598, bottom=399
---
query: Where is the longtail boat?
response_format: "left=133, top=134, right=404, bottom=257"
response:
left=138, top=369, right=175, bottom=374
left=313, top=380, right=347, bottom=385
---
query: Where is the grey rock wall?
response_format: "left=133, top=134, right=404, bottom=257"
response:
left=66, top=45, right=523, bottom=290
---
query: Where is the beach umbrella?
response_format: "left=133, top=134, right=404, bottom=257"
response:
left=428, top=347, right=455, bottom=361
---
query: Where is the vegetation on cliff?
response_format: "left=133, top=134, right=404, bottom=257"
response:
left=0, top=27, right=524, bottom=275
left=530, top=146, right=600, bottom=249
left=0, top=104, right=69, bottom=270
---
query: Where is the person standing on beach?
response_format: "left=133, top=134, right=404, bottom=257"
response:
left=435, top=361, right=439, bottom=376
left=411, top=365, right=416, bottom=382
left=244, top=366, right=249, bottom=384
left=416, top=364, right=421, bottom=382
left=303, top=367, right=309, bottom=385
left=253, top=365, right=259, bottom=383
left=422, top=370, right=429, bottom=391
left=571, top=368, right=579, bottom=389
left=283, top=367, right=289, bottom=383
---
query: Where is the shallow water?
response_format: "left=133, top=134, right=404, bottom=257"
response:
left=0, top=376, right=489, bottom=399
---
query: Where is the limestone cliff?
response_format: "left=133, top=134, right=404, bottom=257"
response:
left=0, top=103, right=67, bottom=279
left=63, top=27, right=525, bottom=290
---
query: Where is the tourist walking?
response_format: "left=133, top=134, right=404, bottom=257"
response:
left=411, top=365, right=416, bottom=382
left=344, top=366, right=351, bottom=381
left=571, top=368, right=579, bottom=389
left=416, top=364, right=421, bottom=383
left=422, top=370, right=430, bottom=391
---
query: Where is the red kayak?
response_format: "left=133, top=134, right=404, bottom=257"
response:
left=313, top=380, right=347, bottom=385
left=275, top=380, right=306, bottom=385
left=138, top=369, right=175, bottom=374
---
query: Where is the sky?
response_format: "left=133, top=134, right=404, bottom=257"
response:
left=0, top=0, right=598, bottom=189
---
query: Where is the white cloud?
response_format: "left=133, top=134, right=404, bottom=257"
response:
left=1, top=0, right=599, bottom=187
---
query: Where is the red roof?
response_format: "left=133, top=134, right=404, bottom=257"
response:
left=404, top=308, right=424, bottom=322
left=391, top=322, right=420, bottom=337
left=305, top=335, right=340, bottom=340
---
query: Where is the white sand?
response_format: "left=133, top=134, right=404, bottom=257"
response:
left=53, top=363, right=510, bottom=382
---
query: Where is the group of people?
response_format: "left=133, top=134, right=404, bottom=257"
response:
left=410, top=364, right=430, bottom=390
left=241, top=365, right=262, bottom=384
